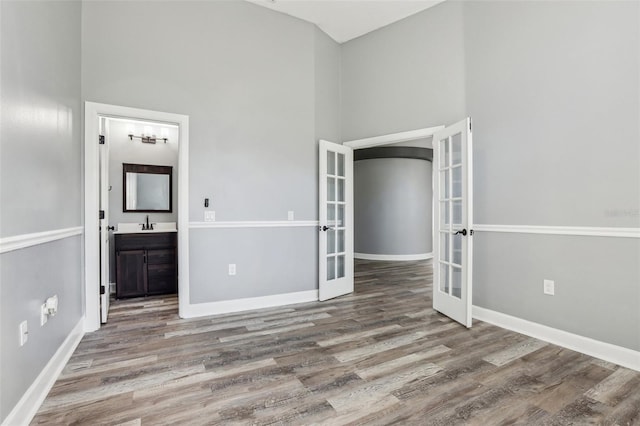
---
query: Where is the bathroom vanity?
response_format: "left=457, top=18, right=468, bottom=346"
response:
left=114, top=223, right=177, bottom=299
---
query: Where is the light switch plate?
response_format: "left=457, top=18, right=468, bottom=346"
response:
left=228, top=264, right=236, bottom=276
left=40, top=304, right=48, bottom=326
left=204, top=211, right=215, bottom=222
left=287, top=211, right=294, bottom=221
left=543, top=279, right=555, bottom=295
left=19, top=320, right=28, bottom=346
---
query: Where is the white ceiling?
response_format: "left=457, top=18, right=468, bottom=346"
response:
left=246, top=0, right=446, bottom=44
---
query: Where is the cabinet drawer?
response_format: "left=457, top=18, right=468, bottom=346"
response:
left=148, top=264, right=176, bottom=278
left=115, top=232, right=176, bottom=251
left=147, top=249, right=175, bottom=265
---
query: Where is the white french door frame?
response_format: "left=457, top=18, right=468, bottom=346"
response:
left=84, top=102, right=189, bottom=332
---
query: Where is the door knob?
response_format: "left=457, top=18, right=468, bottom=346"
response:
left=321, top=225, right=333, bottom=232
left=107, top=226, right=115, bottom=231
left=454, top=229, right=467, bottom=236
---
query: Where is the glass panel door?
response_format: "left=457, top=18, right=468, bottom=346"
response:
left=433, top=118, right=473, bottom=327
left=319, top=140, right=353, bottom=301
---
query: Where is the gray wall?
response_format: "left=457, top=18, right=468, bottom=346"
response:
left=107, top=119, right=179, bottom=280
left=341, top=0, right=640, bottom=351
left=341, top=0, right=466, bottom=141
left=0, top=1, right=83, bottom=422
left=465, top=0, right=640, bottom=351
left=82, top=1, right=341, bottom=303
left=355, top=158, right=432, bottom=256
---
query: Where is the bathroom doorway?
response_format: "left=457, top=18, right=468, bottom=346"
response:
left=84, top=102, right=190, bottom=331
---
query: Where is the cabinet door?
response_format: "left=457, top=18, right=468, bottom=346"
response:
left=116, top=250, right=147, bottom=298
left=147, top=249, right=177, bottom=295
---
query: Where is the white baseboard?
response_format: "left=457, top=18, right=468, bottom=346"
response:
left=181, top=290, right=319, bottom=318
left=354, top=252, right=433, bottom=261
left=2, top=318, right=85, bottom=426
left=473, top=306, right=640, bottom=372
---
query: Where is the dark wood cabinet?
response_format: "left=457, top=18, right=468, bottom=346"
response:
left=115, top=232, right=177, bottom=298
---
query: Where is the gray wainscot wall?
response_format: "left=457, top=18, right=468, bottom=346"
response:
left=0, top=1, right=83, bottom=421
left=340, top=0, right=640, bottom=351
left=81, top=1, right=341, bottom=304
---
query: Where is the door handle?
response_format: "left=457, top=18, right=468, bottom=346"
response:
left=454, top=229, right=467, bottom=236
left=107, top=226, right=115, bottom=231
left=321, top=225, right=333, bottom=232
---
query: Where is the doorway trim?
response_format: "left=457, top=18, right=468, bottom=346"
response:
left=343, top=125, right=444, bottom=150
left=84, top=102, right=189, bottom=332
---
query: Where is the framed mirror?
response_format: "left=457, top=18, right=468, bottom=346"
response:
left=123, top=163, right=173, bottom=212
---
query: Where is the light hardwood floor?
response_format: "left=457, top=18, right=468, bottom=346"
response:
left=33, top=260, right=640, bottom=425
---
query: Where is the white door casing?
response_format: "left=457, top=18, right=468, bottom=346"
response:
left=99, top=117, right=110, bottom=323
left=319, top=140, right=354, bottom=301
left=433, top=118, right=474, bottom=327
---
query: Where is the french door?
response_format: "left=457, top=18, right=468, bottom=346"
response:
left=433, top=118, right=473, bottom=327
left=318, top=140, right=354, bottom=301
left=99, top=117, right=110, bottom=323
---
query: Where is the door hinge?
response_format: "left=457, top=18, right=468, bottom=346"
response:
left=99, top=135, right=105, bottom=145
left=469, top=120, right=472, bottom=132
left=99, top=210, right=105, bottom=219
left=100, top=285, right=105, bottom=295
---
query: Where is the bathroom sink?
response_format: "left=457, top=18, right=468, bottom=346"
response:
left=113, top=222, right=177, bottom=234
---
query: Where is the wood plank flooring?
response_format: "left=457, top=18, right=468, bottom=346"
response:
left=32, top=260, right=640, bottom=425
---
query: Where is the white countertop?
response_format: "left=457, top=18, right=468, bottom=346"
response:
left=113, top=222, right=177, bottom=234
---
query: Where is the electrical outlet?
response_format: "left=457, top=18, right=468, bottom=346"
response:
left=19, top=321, right=28, bottom=346
left=40, top=303, right=48, bottom=326
left=287, top=211, right=294, bottom=221
left=543, top=279, right=555, bottom=295
left=228, top=264, right=236, bottom=276
left=204, top=210, right=215, bottom=222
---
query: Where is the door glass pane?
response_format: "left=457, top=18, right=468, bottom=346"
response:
left=440, top=232, right=450, bottom=262
left=441, top=171, right=449, bottom=199
left=327, top=229, right=336, bottom=254
left=337, top=230, right=345, bottom=253
left=439, top=263, right=449, bottom=294
left=337, top=153, right=345, bottom=177
left=440, top=138, right=449, bottom=168
left=337, top=178, right=345, bottom=202
left=452, top=200, right=462, bottom=225
left=327, top=151, right=335, bottom=175
left=327, top=178, right=335, bottom=201
left=452, top=266, right=462, bottom=298
left=337, top=204, right=345, bottom=227
left=327, top=203, right=336, bottom=227
left=452, top=232, right=462, bottom=265
left=452, top=166, right=462, bottom=198
left=452, top=132, right=462, bottom=165
left=440, top=202, right=450, bottom=228
left=327, top=256, right=336, bottom=281
left=336, top=255, right=345, bottom=278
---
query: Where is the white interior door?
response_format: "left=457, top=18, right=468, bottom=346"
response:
left=319, top=140, right=354, bottom=301
left=433, top=118, right=473, bottom=327
left=99, top=117, right=110, bottom=323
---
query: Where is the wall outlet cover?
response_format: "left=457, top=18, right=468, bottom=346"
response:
left=287, top=211, right=294, bottom=221
left=204, top=210, right=215, bottom=222
left=228, top=263, right=236, bottom=276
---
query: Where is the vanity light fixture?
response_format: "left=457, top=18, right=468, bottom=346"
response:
left=128, top=130, right=168, bottom=144
left=128, top=133, right=168, bottom=144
